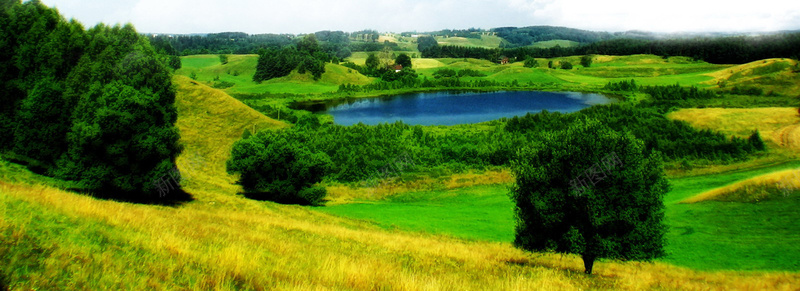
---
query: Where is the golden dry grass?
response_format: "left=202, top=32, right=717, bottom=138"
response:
left=325, top=169, right=513, bottom=204
left=667, top=107, right=799, bottom=147
left=703, top=58, right=800, bottom=95
left=412, top=58, right=447, bottom=69
left=2, top=76, right=800, bottom=290
left=682, top=168, right=800, bottom=203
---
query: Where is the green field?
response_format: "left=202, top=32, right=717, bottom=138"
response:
left=318, top=160, right=800, bottom=272
left=6, top=49, right=800, bottom=289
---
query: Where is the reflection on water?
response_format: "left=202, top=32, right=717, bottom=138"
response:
left=293, top=91, right=616, bottom=126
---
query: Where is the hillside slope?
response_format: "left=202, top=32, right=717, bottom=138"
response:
left=704, top=58, right=800, bottom=96
left=2, top=76, right=800, bottom=290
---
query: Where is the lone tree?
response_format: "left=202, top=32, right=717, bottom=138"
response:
left=523, top=57, right=539, bottom=68
left=510, top=119, right=669, bottom=275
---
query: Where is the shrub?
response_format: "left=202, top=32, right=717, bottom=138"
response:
left=748, top=130, right=766, bottom=151
left=227, top=130, right=332, bottom=206
left=523, top=58, right=538, bottom=68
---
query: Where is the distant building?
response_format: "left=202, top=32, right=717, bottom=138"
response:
left=499, top=56, right=509, bottom=65
left=394, top=64, right=403, bottom=73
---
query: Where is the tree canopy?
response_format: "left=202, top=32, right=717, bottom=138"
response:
left=395, top=53, right=412, bottom=69
left=0, top=0, right=183, bottom=201
left=510, top=119, right=669, bottom=274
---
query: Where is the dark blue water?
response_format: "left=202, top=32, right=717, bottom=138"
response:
left=306, top=91, right=615, bottom=126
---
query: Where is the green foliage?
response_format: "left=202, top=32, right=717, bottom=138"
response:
left=417, top=36, right=440, bottom=57
left=227, top=129, right=332, bottom=206
left=456, top=69, right=486, bottom=77
left=432, top=68, right=457, bottom=78
left=748, top=130, right=766, bottom=151
left=580, top=55, right=593, bottom=67
left=560, top=61, right=573, bottom=70
left=603, top=79, right=638, bottom=91
left=510, top=119, right=669, bottom=274
left=218, top=54, right=229, bottom=65
left=365, top=53, right=380, bottom=71
left=297, top=34, right=320, bottom=55
left=0, top=1, right=182, bottom=200
left=523, top=58, right=539, bottom=68
left=168, top=55, right=181, bottom=70
left=253, top=47, right=300, bottom=82
left=729, top=86, right=764, bottom=96
left=298, top=55, right=325, bottom=80
left=395, top=53, right=412, bottom=69
left=505, top=105, right=757, bottom=162
left=12, top=78, right=70, bottom=165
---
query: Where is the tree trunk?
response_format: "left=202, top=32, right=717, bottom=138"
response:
left=582, top=254, right=596, bottom=275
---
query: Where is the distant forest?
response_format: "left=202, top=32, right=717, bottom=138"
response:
left=148, top=26, right=800, bottom=64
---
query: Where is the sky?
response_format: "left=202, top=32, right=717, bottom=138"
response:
left=41, top=0, right=800, bottom=34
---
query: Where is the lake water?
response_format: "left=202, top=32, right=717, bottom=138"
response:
left=297, top=91, right=615, bottom=126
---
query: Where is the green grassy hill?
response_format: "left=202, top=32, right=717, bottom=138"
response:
left=177, top=55, right=375, bottom=95
left=0, top=76, right=800, bottom=290
left=703, top=58, right=800, bottom=96
left=435, top=35, right=504, bottom=48
left=3, top=66, right=800, bottom=290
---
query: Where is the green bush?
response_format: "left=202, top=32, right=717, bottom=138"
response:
left=748, top=130, right=766, bottom=151
left=227, top=130, right=332, bottom=206
left=523, top=58, right=538, bottom=68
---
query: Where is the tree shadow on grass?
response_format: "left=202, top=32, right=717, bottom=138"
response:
left=68, top=187, right=194, bottom=207
left=240, top=191, right=322, bottom=207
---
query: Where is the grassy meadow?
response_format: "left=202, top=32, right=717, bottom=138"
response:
left=3, top=78, right=800, bottom=290
left=4, top=43, right=800, bottom=289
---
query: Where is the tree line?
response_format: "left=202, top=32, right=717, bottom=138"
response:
left=419, top=33, right=800, bottom=64
left=0, top=0, right=183, bottom=201
left=228, top=98, right=764, bottom=204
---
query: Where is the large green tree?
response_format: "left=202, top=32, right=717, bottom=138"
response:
left=0, top=0, right=183, bottom=201
left=510, top=119, right=669, bottom=274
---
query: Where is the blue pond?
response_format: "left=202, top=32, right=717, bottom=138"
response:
left=302, top=91, right=615, bottom=126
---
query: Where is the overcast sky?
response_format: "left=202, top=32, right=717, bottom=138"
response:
left=41, top=0, right=800, bottom=34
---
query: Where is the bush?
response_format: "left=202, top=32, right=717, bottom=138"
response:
left=560, top=61, right=573, bottom=70
left=523, top=58, right=539, bottom=68
left=749, top=130, right=766, bottom=151
left=227, top=130, right=332, bottom=206
left=580, top=55, right=593, bottom=67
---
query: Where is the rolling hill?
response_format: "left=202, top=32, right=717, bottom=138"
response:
left=2, top=75, right=800, bottom=290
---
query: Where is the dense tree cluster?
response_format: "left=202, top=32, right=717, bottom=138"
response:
left=253, top=35, right=327, bottom=82
left=424, top=32, right=800, bottom=64
left=506, top=104, right=763, bottom=162
left=492, top=26, right=615, bottom=47
left=230, top=101, right=762, bottom=192
left=0, top=0, right=182, bottom=200
left=227, top=129, right=331, bottom=205
left=148, top=32, right=295, bottom=55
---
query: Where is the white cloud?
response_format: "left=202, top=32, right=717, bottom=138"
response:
left=42, top=0, right=800, bottom=34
